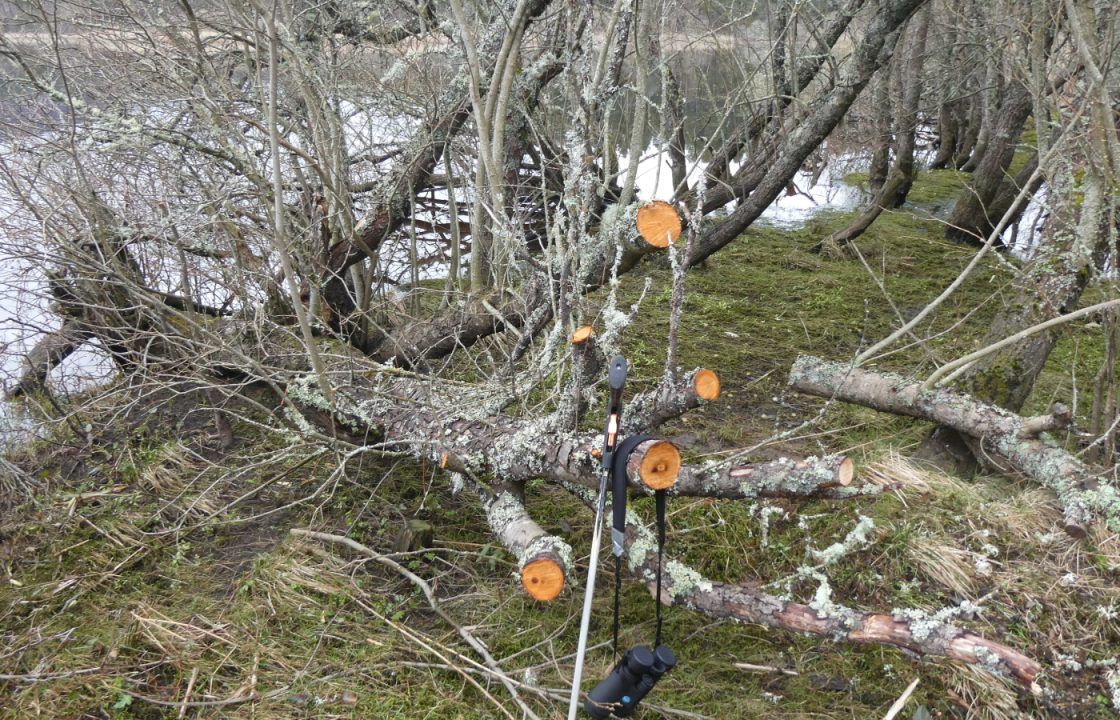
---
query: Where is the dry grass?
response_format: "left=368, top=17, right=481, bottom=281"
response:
left=946, top=663, right=1022, bottom=720
left=907, top=538, right=981, bottom=597
left=860, top=452, right=935, bottom=494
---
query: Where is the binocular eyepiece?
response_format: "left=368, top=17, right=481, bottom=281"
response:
left=583, top=644, right=676, bottom=718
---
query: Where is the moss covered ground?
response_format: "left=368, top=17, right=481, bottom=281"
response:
left=2, top=167, right=1118, bottom=719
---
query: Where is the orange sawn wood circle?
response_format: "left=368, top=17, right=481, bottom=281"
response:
left=521, top=557, right=564, bottom=601
left=636, top=200, right=682, bottom=248
left=638, top=440, right=682, bottom=490
left=694, top=368, right=720, bottom=401
left=570, top=325, right=594, bottom=345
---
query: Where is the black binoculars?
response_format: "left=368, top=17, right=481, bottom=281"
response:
left=584, top=644, right=677, bottom=718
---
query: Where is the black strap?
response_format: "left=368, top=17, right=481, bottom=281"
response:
left=612, top=553, right=622, bottom=655
left=608, top=434, right=656, bottom=657
left=610, top=434, right=653, bottom=542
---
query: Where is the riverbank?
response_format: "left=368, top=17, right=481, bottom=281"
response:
left=0, top=167, right=1115, bottom=719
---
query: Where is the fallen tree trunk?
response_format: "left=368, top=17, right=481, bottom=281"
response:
left=288, top=357, right=854, bottom=505
left=279, top=351, right=861, bottom=593
left=479, top=486, right=570, bottom=602
left=788, top=355, right=1117, bottom=536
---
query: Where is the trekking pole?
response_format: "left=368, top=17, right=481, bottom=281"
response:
left=566, top=356, right=628, bottom=720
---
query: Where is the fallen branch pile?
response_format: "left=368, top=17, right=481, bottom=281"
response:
left=275, top=344, right=1042, bottom=689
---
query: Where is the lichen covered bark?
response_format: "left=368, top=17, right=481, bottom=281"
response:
left=789, top=355, right=1120, bottom=534
left=625, top=367, right=719, bottom=432
left=562, top=482, right=1041, bottom=689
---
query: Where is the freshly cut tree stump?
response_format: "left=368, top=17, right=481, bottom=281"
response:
left=693, top=368, right=721, bottom=401
left=626, top=367, right=721, bottom=432
left=628, top=439, right=682, bottom=490
left=636, top=200, right=682, bottom=247
left=521, top=555, right=565, bottom=601
left=570, top=325, right=594, bottom=345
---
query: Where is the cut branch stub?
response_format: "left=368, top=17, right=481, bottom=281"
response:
left=570, top=325, right=594, bottom=345
left=521, top=554, right=565, bottom=601
left=694, top=368, right=721, bottom=401
left=636, top=200, right=682, bottom=248
left=628, top=439, right=682, bottom=490
left=625, top=367, right=722, bottom=433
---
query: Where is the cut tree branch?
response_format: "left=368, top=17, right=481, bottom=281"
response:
left=788, top=355, right=1117, bottom=536
left=561, top=482, right=1042, bottom=690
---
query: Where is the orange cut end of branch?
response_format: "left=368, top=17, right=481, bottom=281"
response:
left=837, top=457, right=854, bottom=487
left=571, top=325, right=594, bottom=345
left=521, top=557, right=564, bottom=601
left=693, top=368, right=721, bottom=401
left=439, top=452, right=450, bottom=470
left=636, top=200, right=682, bottom=248
left=638, top=440, right=681, bottom=490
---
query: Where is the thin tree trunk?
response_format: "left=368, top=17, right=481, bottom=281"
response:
left=820, top=8, right=929, bottom=250
left=867, top=69, right=893, bottom=192
left=789, top=355, right=1111, bottom=536
left=930, top=99, right=959, bottom=169
left=5, top=320, right=92, bottom=399
left=945, top=81, right=1033, bottom=244
left=959, top=53, right=1000, bottom=172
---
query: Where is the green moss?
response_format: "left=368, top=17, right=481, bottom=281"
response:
left=903, top=168, right=968, bottom=204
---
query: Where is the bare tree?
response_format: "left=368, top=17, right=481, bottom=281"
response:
left=3, top=0, right=1120, bottom=715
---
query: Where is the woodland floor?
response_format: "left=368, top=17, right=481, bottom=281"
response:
left=2, top=164, right=1119, bottom=719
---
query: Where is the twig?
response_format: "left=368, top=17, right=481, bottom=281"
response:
left=291, top=528, right=540, bottom=720
left=178, top=667, right=198, bottom=718
left=924, top=297, right=1120, bottom=388
left=0, top=666, right=105, bottom=682
left=732, top=661, right=799, bottom=677
left=128, top=688, right=278, bottom=709
left=882, top=677, right=920, bottom=720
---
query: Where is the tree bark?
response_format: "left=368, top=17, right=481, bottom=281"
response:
left=788, top=355, right=1115, bottom=536
left=945, top=81, right=1033, bottom=244
left=867, top=69, right=893, bottom=193
left=821, top=7, right=930, bottom=250
left=959, top=53, right=1002, bottom=173
left=5, top=320, right=92, bottom=399
left=930, top=99, right=960, bottom=169
left=983, top=151, right=1045, bottom=248
left=564, top=481, right=1042, bottom=689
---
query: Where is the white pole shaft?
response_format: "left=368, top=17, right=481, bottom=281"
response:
left=567, top=474, right=609, bottom=720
